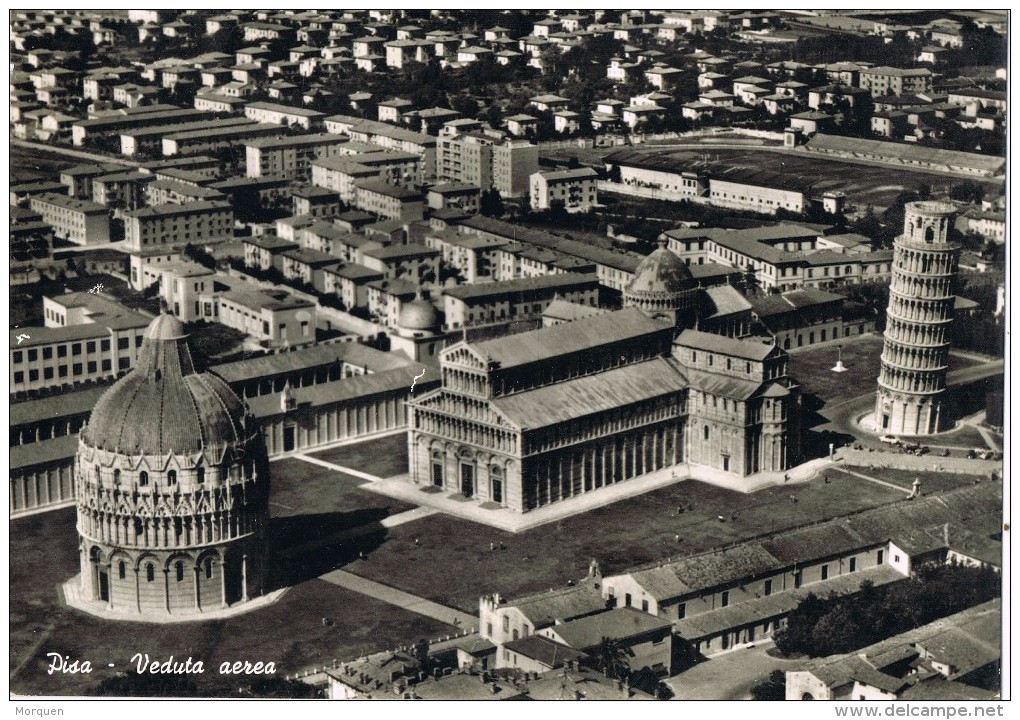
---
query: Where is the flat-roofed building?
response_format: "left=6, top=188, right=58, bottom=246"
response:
left=214, top=286, right=316, bottom=348
left=123, top=200, right=233, bottom=251
left=321, top=261, right=385, bottom=311
left=145, top=178, right=227, bottom=206
left=90, top=171, right=153, bottom=211
left=10, top=292, right=150, bottom=396
left=28, top=193, right=110, bottom=245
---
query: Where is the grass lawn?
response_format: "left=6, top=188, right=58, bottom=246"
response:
left=11, top=505, right=448, bottom=697
left=838, top=467, right=985, bottom=495
left=309, top=433, right=409, bottom=479
left=349, top=472, right=906, bottom=613
left=790, top=336, right=982, bottom=408
left=269, top=457, right=414, bottom=518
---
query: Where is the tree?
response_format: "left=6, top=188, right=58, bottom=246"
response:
left=593, top=637, right=629, bottom=680
left=750, top=670, right=787, bottom=700
left=480, top=189, right=504, bottom=217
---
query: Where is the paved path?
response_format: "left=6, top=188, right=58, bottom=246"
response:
left=293, top=453, right=384, bottom=483
left=380, top=506, right=440, bottom=528
left=319, top=570, right=476, bottom=629
left=834, top=467, right=912, bottom=496
left=666, top=640, right=800, bottom=700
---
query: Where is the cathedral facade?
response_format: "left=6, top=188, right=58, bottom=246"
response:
left=406, top=245, right=801, bottom=512
left=73, top=312, right=271, bottom=617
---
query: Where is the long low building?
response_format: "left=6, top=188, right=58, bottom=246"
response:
left=28, top=193, right=110, bottom=245
left=161, top=122, right=285, bottom=156
left=245, top=132, right=349, bottom=180
left=662, top=223, right=893, bottom=293
left=442, top=272, right=600, bottom=331
left=803, top=133, right=1005, bottom=178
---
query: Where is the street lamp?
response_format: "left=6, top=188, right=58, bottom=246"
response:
left=831, top=344, right=847, bottom=373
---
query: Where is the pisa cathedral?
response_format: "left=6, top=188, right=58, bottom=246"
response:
left=407, top=242, right=802, bottom=512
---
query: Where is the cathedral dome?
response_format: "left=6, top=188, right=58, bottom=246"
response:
left=399, top=294, right=441, bottom=333
left=627, top=242, right=695, bottom=295
left=82, top=312, right=249, bottom=456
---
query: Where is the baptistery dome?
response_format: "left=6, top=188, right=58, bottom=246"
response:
left=73, top=311, right=271, bottom=619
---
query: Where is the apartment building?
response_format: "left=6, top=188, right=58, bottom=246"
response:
left=245, top=101, right=324, bottom=130
left=354, top=179, right=425, bottom=221
left=28, top=193, right=111, bottom=245
left=361, top=243, right=439, bottom=283
left=156, top=261, right=218, bottom=322
left=436, top=129, right=539, bottom=199
left=529, top=168, right=599, bottom=212
left=123, top=200, right=234, bottom=251
left=161, top=122, right=285, bottom=156
left=859, top=66, right=933, bottom=97
left=244, top=132, right=348, bottom=180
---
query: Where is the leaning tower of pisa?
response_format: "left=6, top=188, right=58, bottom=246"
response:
left=875, top=201, right=961, bottom=436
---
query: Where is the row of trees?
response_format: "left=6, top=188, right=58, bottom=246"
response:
left=774, top=562, right=1000, bottom=658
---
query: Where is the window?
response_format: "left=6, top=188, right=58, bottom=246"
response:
left=86, top=341, right=96, bottom=353
left=176, top=562, right=184, bottom=582
left=794, top=571, right=802, bottom=588
left=764, top=580, right=772, bottom=596
left=677, top=603, right=686, bottom=619
left=196, top=467, right=204, bottom=484
left=14, top=371, right=24, bottom=384
left=721, top=591, right=729, bottom=607
left=512, top=629, right=519, bottom=640
left=87, top=361, right=97, bottom=373
left=146, top=563, right=155, bottom=582
left=502, top=616, right=509, bottom=633
left=28, top=349, right=38, bottom=361
left=894, top=554, right=900, bottom=563
left=167, top=470, right=177, bottom=485
left=821, top=564, right=829, bottom=580
left=641, top=599, right=649, bottom=612
left=137, top=470, right=146, bottom=487
left=72, top=343, right=82, bottom=355
left=118, top=337, right=129, bottom=350
left=877, top=550, right=884, bottom=565
left=487, top=623, right=493, bottom=637
left=58, top=345, right=67, bottom=358
left=118, top=561, right=126, bottom=579
left=205, top=558, right=213, bottom=579
left=42, top=347, right=53, bottom=360
left=101, top=359, right=112, bottom=372
left=703, top=425, right=710, bottom=441
left=849, top=558, right=857, bottom=572
left=101, top=339, right=110, bottom=352
left=625, top=593, right=632, bottom=607
left=13, top=351, right=22, bottom=363
left=29, top=369, right=39, bottom=382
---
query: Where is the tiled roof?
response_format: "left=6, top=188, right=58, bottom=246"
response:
left=492, top=358, right=687, bottom=429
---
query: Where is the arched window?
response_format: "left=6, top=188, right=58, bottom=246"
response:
left=704, top=425, right=710, bottom=441
left=139, top=471, right=148, bottom=486
left=114, top=469, right=122, bottom=485
left=167, top=470, right=177, bottom=485
left=118, top=561, right=126, bottom=580
left=196, top=467, right=205, bottom=484
left=176, top=562, right=184, bottom=582
left=146, top=563, right=154, bottom=582
left=205, top=557, right=213, bottom=579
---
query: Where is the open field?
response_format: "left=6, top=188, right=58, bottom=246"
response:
left=789, top=335, right=981, bottom=406
left=309, top=433, right=410, bottom=479
left=10, top=497, right=446, bottom=697
left=10, top=144, right=81, bottom=183
left=348, top=472, right=906, bottom=613
left=837, top=466, right=983, bottom=495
